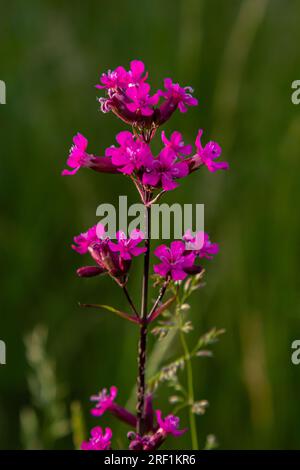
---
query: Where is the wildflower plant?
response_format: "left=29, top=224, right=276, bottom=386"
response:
left=62, top=60, right=228, bottom=450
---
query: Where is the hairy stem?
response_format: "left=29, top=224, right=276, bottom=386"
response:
left=136, top=203, right=151, bottom=434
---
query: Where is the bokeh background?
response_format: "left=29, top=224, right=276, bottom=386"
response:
left=1, top=0, right=300, bottom=450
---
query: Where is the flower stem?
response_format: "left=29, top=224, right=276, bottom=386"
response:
left=136, top=203, right=151, bottom=434
left=122, top=285, right=140, bottom=319
left=147, top=278, right=169, bottom=320
left=178, top=306, right=199, bottom=450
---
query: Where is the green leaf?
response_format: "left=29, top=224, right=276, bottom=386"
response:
left=148, top=296, right=176, bottom=323
left=79, top=303, right=139, bottom=324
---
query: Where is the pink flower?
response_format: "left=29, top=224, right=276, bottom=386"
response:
left=183, top=230, right=219, bottom=259
left=127, top=60, right=148, bottom=86
left=81, top=426, right=112, bottom=450
left=72, top=225, right=133, bottom=279
left=96, top=66, right=128, bottom=90
left=156, top=410, right=186, bottom=437
left=109, top=230, right=147, bottom=260
left=96, top=61, right=199, bottom=127
left=72, top=224, right=105, bottom=254
left=142, top=148, right=189, bottom=191
left=195, top=129, right=228, bottom=172
left=90, top=386, right=117, bottom=417
left=62, top=133, right=117, bottom=176
left=126, top=83, right=159, bottom=116
left=90, top=386, right=137, bottom=427
left=106, top=131, right=153, bottom=175
left=62, top=133, right=93, bottom=176
left=154, top=241, right=196, bottom=281
left=161, top=131, right=192, bottom=158
left=159, top=78, right=198, bottom=113
left=96, top=60, right=148, bottom=92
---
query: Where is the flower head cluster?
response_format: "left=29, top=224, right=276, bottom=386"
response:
left=154, top=241, right=197, bottom=281
left=104, top=129, right=192, bottom=191
left=62, top=61, right=228, bottom=188
left=62, top=130, right=228, bottom=195
left=96, top=59, right=198, bottom=125
left=154, top=232, right=218, bottom=281
left=82, top=386, right=185, bottom=451
left=73, top=224, right=146, bottom=283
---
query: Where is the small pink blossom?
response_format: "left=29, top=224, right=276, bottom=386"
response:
left=126, top=83, right=159, bottom=116
left=96, top=66, right=128, bottom=90
left=127, top=60, right=148, bottom=86
left=161, top=131, right=192, bottom=158
left=156, top=410, right=187, bottom=437
left=62, top=133, right=117, bottom=176
left=72, top=224, right=105, bottom=254
left=106, top=131, right=153, bottom=175
left=183, top=230, right=219, bottom=259
left=81, top=426, right=112, bottom=450
left=142, top=148, right=189, bottom=191
left=62, top=133, right=93, bottom=176
left=90, top=386, right=118, bottom=417
left=96, top=60, right=148, bottom=92
left=109, top=230, right=147, bottom=261
left=90, top=386, right=137, bottom=427
left=159, top=78, right=198, bottom=113
left=195, top=129, right=228, bottom=172
left=154, top=241, right=195, bottom=281
left=72, top=225, right=132, bottom=278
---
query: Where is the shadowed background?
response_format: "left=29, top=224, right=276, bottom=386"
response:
left=1, top=0, right=300, bottom=449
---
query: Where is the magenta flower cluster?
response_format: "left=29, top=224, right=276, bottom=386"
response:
left=82, top=386, right=186, bottom=451
left=62, top=127, right=228, bottom=191
left=63, top=60, right=227, bottom=450
left=96, top=60, right=197, bottom=120
left=73, top=224, right=146, bottom=284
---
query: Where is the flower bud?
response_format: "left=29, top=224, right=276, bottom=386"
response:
left=76, top=266, right=105, bottom=277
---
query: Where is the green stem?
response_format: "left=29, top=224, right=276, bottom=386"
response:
left=178, top=306, right=199, bottom=450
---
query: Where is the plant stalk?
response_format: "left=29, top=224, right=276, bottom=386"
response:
left=136, top=203, right=151, bottom=434
left=179, top=315, right=199, bottom=450
left=122, top=285, right=140, bottom=319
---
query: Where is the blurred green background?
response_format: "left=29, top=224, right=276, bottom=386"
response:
left=1, top=0, right=300, bottom=450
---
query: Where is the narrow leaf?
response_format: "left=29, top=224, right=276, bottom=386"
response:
left=79, top=303, right=139, bottom=324
left=148, top=296, right=175, bottom=323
